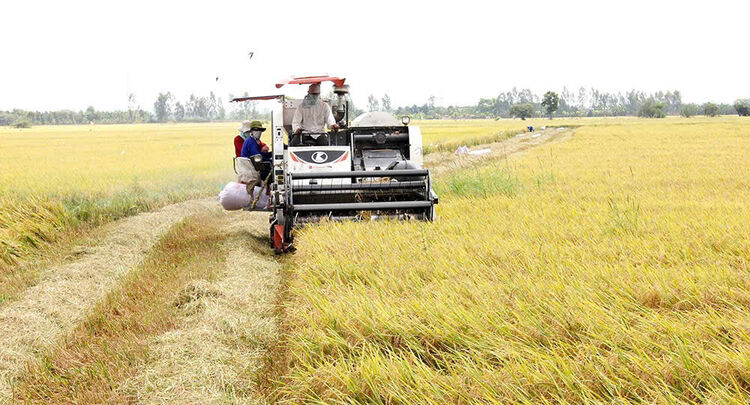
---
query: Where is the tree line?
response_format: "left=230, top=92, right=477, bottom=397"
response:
left=149, top=91, right=276, bottom=122
left=0, top=107, right=152, bottom=127
left=3, top=88, right=748, bottom=127
left=1, top=92, right=267, bottom=128
left=386, top=88, right=748, bottom=120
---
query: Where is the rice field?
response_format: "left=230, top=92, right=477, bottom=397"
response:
left=418, top=119, right=529, bottom=153
left=277, top=117, right=750, bottom=403
left=0, top=123, right=239, bottom=296
left=2, top=117, right=749, bottom=403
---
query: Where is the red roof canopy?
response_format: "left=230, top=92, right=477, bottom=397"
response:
left=275, top=75, right=346, bottom=88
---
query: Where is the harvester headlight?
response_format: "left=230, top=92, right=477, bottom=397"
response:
left=401, top=116, right=410, bottom=125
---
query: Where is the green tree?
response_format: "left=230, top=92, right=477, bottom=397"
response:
left=680, top=103, right=699, bottom=118
left=11, top=119, right=32, bottom=128
left=128, top=93, right=138, bottom=122
left=84, top=106, right=97, bottom=123
left=208, top=92, right=218, bottom=120
left=154, top=92, right=173, bottom=122
left=367, top=94, right=379, bottom=112
left=637, top=99, right=665, bottom=118
left=704, top=102, right=719, bottom=117
left=193, top=95, right=209, bottom=120
left=217, top=97, right=226, bottom=120
left=381, top=94, right=392, bottom=112
left=509, top=103, right=534, bottom=120
left=734, top=99, right=750, bottom=116
left=240, top=92, right=256, bottom=119
left=185, top=94, right=196, bottom=118
left=174, top=101, right=185, bottom=121
left=541, top=91, right=559, bottom=119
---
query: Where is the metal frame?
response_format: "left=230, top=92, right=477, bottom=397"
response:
left=292, top=201, right=433, bottom=212
left=290, top=169, right=429, bottom=179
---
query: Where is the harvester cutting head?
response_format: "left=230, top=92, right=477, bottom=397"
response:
left=232, top=75, right=438, bottom=253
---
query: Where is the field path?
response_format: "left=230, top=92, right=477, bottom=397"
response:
left=425, top=127, right=573, bottom=174
left=118, top=212, right=280, bottom=403
left=0, top=198, right=217, bottom=401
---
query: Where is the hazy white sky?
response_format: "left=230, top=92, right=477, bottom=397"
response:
left=1, top=0, right=748, bottom=111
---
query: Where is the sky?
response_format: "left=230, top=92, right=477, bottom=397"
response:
left=1, top=0, right=748, bottom=112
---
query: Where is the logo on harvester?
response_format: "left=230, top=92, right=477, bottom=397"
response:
left=311, top=151, right=328, bottom=163
left=290, top=150, right=348, bottom=164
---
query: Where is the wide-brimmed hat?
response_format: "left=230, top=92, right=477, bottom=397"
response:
left=238, top=120, right=266, bottom=132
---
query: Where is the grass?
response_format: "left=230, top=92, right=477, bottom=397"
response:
left=275, top=117, right=750, bottom=403
left=13, top=213, right=227, bottom=403
left=418, top=119, right=529, bottom=154
left=0, top=123, right=239, bottom=298
left=435, top=163, right=521, bottom=198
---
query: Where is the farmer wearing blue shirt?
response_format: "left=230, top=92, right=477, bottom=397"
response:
left=240, top=120, right=272, bottom=182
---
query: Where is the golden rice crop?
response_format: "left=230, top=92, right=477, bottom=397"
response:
left=417, top=116, right=658, bottom=153
left=15, top=213, right=227, bottom=403
left=277, top=117, right=750, bottom=403
left=418, top=119, right=529, bottom=153
left=0, top=123, right=239, bottom=297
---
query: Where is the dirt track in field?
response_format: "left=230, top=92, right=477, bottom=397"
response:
left=424, top=127, right=573, bottom=174
left=120, top=212, right=280, bottom=403
left=0, top=198, right=217, bottom=401
left=0, top=128, right=571, bottom=403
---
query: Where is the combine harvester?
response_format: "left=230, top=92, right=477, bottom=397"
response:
left=232, top=76, right=438, bottom=253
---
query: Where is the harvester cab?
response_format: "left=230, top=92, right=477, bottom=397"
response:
left=231, top=75, right=438, bottom=253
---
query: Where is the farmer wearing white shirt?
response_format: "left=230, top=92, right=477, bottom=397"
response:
left=291, top=82, right=339, bottom=146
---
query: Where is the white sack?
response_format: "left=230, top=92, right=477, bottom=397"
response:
left=219, top=182, right=251, bottom=210
left=455, top=145, right=469, bottom=155
left=219, top=182, right=270, bottom=211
